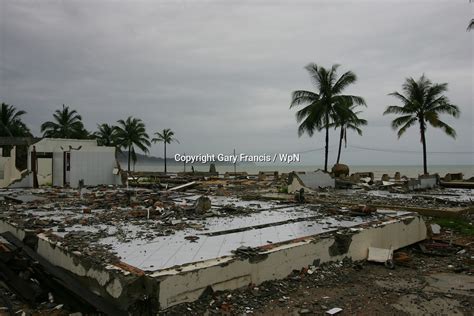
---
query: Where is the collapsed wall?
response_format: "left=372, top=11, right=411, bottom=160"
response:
left=152, top=214, right=426, bottom=308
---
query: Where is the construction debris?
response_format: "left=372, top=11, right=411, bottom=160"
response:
left=0, top=170, right=472, bottom=314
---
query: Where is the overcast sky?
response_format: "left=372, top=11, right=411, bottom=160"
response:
left=1, top=0, right=472, bottom=165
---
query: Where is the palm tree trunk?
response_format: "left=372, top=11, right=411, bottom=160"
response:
left=324, top=113, right=329, bottom=172
left=336, top=126, right=344, bottom=164
left=164, top=143, right=167, bottom=173
left=128, top=145, right=131, bottom=173
left=420, top=124, right=428, bottom=175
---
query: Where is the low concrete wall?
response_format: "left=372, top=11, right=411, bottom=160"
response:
left=0, top=220, right=153, bottom=311
left=0, top=147, right=23, bottom=188
left=154, top=215, right=426, bottom=309
left=1, top=215, right=427, bottom=311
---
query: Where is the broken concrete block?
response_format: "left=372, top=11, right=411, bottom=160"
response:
left=368, top=247, right=393, bottom=263
left=431, top=224, right=441, bottom=235
left=193, top=196, right=212, bottom=213
left=408, top=174, right=439, bottom=190
left=288, top=170, right=335, bottom=193
left=215, top=184, right=225, bottom=196
left=444, top=173, right=463, bottom=182
left=326, top=307, right=343, bottom=315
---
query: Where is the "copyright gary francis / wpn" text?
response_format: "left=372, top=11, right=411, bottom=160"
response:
left=174, top=153, right=300, bottom=164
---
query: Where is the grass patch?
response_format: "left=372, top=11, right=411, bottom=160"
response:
left=432, top=218, right=474, bottom=236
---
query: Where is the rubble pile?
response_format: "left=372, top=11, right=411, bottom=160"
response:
left=311, top=188, right=474, bottom=210
left=0, top=185, right=297, bottom=267
left=0, top=174, right=472, bottom=315
left=161, top=228, right=473, bottom=316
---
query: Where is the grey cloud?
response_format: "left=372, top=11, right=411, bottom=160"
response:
left=0, top=0, right=472, bottom=165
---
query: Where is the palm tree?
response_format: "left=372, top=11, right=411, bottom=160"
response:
left=329, top=100, right=367, bottom=164
left=152, top=128, right=179, bottom=173
left=384, top=75, right=460, bottom=175
left=0, top=103, right=31, bottom=137
left=290, top=64, right=365, bottom=171
left=94, top=123, right=117, bottom=146
left=41, top=104, right=88, bottom=139
left=114, top=117, right=150, bottom=173
left=0, top=103, right=32, bottom=156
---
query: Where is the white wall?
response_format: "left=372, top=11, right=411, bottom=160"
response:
left=26, top=139, right=120, bottom=187
left=0, top=146, right=23, bottom=188
left=37, top=158, right=52, bottom=185
left=288, top=171, right=335, bottom=193
left=53, top=151, right=64, bottom=186
left=30, top=138, right=97, bottom=155
left=70, top=149, right=120, bottom=187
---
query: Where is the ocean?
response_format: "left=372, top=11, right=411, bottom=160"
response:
left=129, top=163, right=474, bottom=180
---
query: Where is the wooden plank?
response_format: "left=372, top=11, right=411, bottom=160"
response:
left=167, top=181, right=197, bottom=191
left=1, top=232, right=127, bottom=316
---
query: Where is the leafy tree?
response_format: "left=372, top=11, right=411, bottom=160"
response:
left=152, top=128, right=179, bottom=173
left=114, top=117, right=150, bottom=173
left=0, top=102, right=32, bottom=156
left=384, top=75, right=460, bottom=174
left=94, top=123, right=117, bottom=147
left=290, top=64, right=365, bottom=171
left=0, top=102, right=31, bottom=137
left=41, top=104, right=89, bottom=139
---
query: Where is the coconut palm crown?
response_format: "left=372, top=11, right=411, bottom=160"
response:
left=290, top=63, right=365, bottom=171
left=94, top=123, right=117, bottom=147
left=383, top=75, right=460, bottom=174
left=0, top=102, right=31, bottom=137
left=114, top=117, right=150, bottom=172
left=41, top=104, right=89, bottom=139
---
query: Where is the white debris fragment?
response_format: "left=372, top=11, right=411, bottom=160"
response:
left=326, top=307, right=343, bottom=314
left=431, top=224, right=441, bottom=234
left=367, top=247, right=393, bottom=263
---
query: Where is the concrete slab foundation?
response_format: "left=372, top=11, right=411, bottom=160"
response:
left=0, top=193, right=427, bottom=311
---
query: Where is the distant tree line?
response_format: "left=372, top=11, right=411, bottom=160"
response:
left=0, top=103, right=178, bottom=173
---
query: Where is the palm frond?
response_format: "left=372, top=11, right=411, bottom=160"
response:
left=430, top=119, right=457, bottom=138
left=391, top=114, right=416, bottom=129
left=396, top=117, right=417, bottom=138
left=387, top=92, right=412, bottom=106
left=428, top=103, right=460, bottom=118
left=290, top=90, right=319, bottom=108
left=332, top=71, right=357, bottom=95
left=383, top=105, right=411, bottom=115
